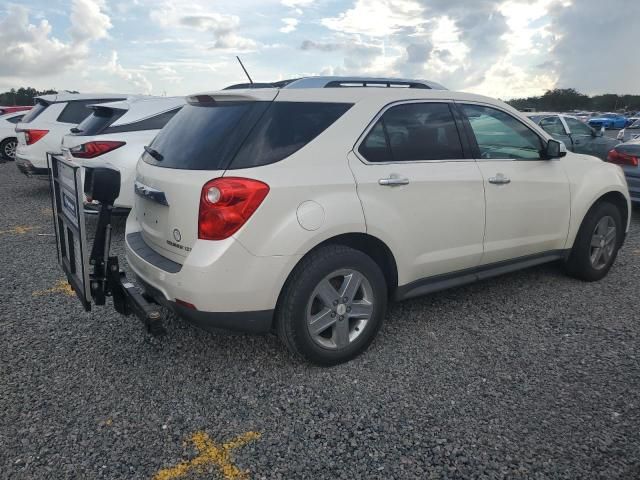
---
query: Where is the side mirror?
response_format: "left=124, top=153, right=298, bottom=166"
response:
left=84, top=168, right=121, bottom=204
left=545, top=139, right=566, bottom=159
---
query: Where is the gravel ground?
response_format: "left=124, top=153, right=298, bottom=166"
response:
left=1, top=159, right=640, bottom=480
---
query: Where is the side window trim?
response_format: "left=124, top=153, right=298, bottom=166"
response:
left=455, top=101, right=549, bottom=162
left=558, top=115, right=571, bottom=135
left=450, top=102, right=477, bottom=159
left=379, top=118, right=396, bottom=163
left=353, top=99, right=471, bottom=164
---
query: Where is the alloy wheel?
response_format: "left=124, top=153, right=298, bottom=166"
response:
left=589, top=215, right=617, bottom=270
left=4, top=140, right=17, bottom=160
left=306, top=269, right=374, bottom=350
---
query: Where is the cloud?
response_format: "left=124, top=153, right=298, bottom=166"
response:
left=69, top=0, right=112, bottom=44
left=280, top=18, right=298, bottom=34
left=281, top=0, right=314, bottom=7
left=102, top=51, right=152, bottom=93
left=321, top=0, right=424, bottom=37
left=0, top=2, right=111, bottom=78
left=300, top=40, right=342, bottom=52
left=150, top=5, right=257, bottom=51
left=547, top=0, right=640, bottom=95
left=405, top=41, right=432, bottom=64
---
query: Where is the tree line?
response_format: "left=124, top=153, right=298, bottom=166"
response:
left=3, top=86, right=640, bottom=113
left=0, top=87, right=59, bottom=106
left=507, top=89, right=640, bottom=113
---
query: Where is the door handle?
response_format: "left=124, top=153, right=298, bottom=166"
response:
left=488, top=173, right=511, bottom=185
left=379, top=175, right=410, bottom=186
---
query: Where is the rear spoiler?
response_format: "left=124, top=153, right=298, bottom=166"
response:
left=186, top=89, right=279, bottom=105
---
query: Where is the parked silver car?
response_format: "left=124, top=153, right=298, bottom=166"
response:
left=526, top=113, right=618, bottom=160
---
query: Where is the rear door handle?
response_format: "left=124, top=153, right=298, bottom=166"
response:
left=488, top=173, right=511, bottom=185
left=379, top=175, right=409, bottom=186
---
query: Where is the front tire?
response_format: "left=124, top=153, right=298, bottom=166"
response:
left=564, top=201, right=623, bottom=281
left=275, top=245, right=387, bottom=366
left=0, top=138, right=17, bottom=161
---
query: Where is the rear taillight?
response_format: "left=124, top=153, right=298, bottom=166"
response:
left=70, top=141, right=126, bottom=159
left=198, top=177, right=269, bottom=240
left=23, top=129, right=49, bottom=145
left=607, top=149, right=639, bottom=167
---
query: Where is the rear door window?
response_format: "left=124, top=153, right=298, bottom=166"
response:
left=358, top=102, right=464, bottom=162
left=20, top=101, right=49, bottom=123
left=231, top=102, right=352, bottom=169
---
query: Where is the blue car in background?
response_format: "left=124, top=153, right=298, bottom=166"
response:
left=588, top=113, right=627, bottom=129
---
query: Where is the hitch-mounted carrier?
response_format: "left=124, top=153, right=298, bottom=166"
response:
left=48, top=153, right=165, bottom=335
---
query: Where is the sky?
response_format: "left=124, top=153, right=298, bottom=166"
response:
left=1, top=0, right=638, bottom=100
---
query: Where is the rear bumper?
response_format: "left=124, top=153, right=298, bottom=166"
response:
left=124, top=219, right=300, bottom=333
left=135, top=274, right=273, bottom=333
left=16, top=156, right=48, bottom=177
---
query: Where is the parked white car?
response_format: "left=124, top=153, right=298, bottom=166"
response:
left=61, top=96, right=185, bottom=210
left=15, top=93, right=127, bottom=177
left=121, top=77, right=629, bottom=365
left=0, top=111, right=27, bottom=160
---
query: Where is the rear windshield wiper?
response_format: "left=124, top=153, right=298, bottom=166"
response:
left=144, top=145, right=163, bottom=161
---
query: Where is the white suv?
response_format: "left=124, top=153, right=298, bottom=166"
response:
left=15, top=93, right=126, bottom=177
left=125, top=77, right=630, bottom=365
left=61, top=96, right=185, bottom=211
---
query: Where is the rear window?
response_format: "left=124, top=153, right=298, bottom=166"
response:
left=358, top=102, right=463, bottom=162
left=144, top=102, right=270, bottom=170
left=6, top=115, right=24, bottom=124
left=230, top=102, right=352, bottom=169
left=20, top=101, right=49, bottom=123
left=145, top=101, right=351, bottom=170
left=72, top=107, right=126, bottom=136
left=104, top=108, right=182, bottom=134
left=57, top=99, right=125, bottom=124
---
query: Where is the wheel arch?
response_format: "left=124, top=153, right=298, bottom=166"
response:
left=276, top=232, right=399, bottom=308
left=568, top=189, right=629, bottom=249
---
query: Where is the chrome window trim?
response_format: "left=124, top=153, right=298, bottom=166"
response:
left=352, top=99, right=474, bottom=165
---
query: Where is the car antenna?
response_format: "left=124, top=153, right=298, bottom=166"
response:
left=236, top=56, right=254, bottom=84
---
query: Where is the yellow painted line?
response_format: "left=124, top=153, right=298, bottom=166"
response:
left=32, top=280, right=75, bottom=297
left=0, top=225, right=39, bottom=236
left=153, top=431, right=261, bottom=480
left=41, top=207, right=53, bottom=216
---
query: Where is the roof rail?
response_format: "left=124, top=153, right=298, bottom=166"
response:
left=284, top=76, right=448, bottom=90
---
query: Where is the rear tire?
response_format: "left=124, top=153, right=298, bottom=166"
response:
left=564, top=201, right=623, bottom=281
left=275, top=245, right=387, bottom=366
left=0, top=138, right=17, bottom=161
